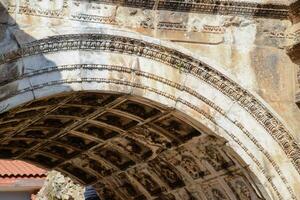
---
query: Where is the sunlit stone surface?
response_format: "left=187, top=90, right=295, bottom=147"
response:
left=0, top=0, right=299, bottom=199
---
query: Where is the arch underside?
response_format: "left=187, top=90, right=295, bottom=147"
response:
left=0, top=33, right=299, bottom=199
left=0, top=91, right=263, bottom=200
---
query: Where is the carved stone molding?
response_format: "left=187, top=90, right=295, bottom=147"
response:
left=5, top=0, right=290, bottom=21
left=93, top=0, right=290, bottom=19
left=0, top=33, right=299, bottom=180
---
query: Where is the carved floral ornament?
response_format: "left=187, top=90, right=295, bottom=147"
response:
left=0, top=33, right=299, bottom=199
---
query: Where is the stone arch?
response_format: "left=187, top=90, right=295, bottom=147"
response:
left=0, top=31, right=299, bottom=199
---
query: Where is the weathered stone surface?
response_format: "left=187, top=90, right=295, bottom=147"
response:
left=36, top=171, right=84, bottom=200
left=286, top=0, right=300, bottom=112
left=289, top=0, right=300, bottom=23
left=287, top=42, right=300, bottom=64
left=0, top=0, right=299, bottom=200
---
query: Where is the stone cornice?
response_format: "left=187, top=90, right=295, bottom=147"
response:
left=96, top=0, right=289, bottom=19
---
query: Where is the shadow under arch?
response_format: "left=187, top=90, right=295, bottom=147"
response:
left=0, top=2, right=299, bottom=200
left=0, top=90, right=270, bottom=200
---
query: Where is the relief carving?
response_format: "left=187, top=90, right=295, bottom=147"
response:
left=226, top=176, right=263, bottom=200
left=70, top=0, right=117, bottom=24
left=95, top=146, right=136, bottom=170
left=234, top=180, right=252, bottom=200
left=201, top=145, right=230, bottom=171
left=111, top=136, right=153, bottom=160
left=114, top=172, right=147, bottom=200
left=19, top=0, right=68, bottom=18
left=116, top=100, right=161, bottom=120
left=96, top=0, right=289, bottom=19
left=154, top=193, right=176, bottom=200
left=149, top=158, right=185, bottom=189
left=131, top=126, right=173, bottom=150
left=129, top=167, right=165, bottom=196
left=140, top=21, right=225, bottom=34
left=211, top=188, right=228, bottom=200
left=155, top=115, right=202, bottom=143
left=76, top=123, right=119, bottom=141
left=180, top=156, right=205, bottom=179
left=93, top=181, right=121, bottom=200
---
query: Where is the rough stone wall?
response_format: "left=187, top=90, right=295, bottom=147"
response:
left=36, top=171, right=84, bottom=200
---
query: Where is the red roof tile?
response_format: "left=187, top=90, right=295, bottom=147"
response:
left=0, top=160, right=47, bottom=178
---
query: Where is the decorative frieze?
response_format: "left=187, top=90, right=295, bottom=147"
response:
left=97, top=0, right=289, bottom=19
left=269, top=31, right=297, bottom=40
left=18, top=0, right=68, bottom=18
left=141, top=21, right=226, bottom=34
left=5, top=0, right=290, bottom=26
left=70, top=14, right=116, bottom=24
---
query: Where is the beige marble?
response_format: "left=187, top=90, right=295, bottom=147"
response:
left=0, top=0, right=299, bottom=199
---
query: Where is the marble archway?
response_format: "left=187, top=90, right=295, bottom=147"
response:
left=0, top=32, right=299, bottom=199
left=0, top=91, right=266, bottom=200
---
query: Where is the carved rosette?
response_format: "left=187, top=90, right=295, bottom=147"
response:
left=287, top=0, right=300, bottom=108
